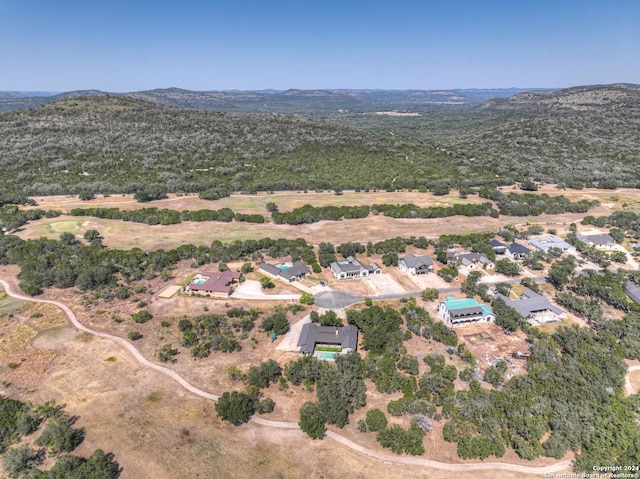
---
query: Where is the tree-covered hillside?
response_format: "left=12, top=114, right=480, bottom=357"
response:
left=0, top=96, right=470, bottom=196
left=320, top=84, right=640, bottom=188
left=1, top=84, right=639, bottom=197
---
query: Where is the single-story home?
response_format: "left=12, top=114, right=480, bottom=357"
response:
left=185, top=270, right=242, bottom=296
left=490, top=239, right=508, bottom=255
left=625, top=281, right=640, bottom=304
left=446, top=251, right=495, bottom=270
left=259, top=260, right=310, bottom=283
left=506, top=242, right=533, bottom=261
left=399, top=254, right=434, bottom=275
left=297, top=323, right=358, bottom=359
left=495, top=288, right=565, bottom=324
left=576, top=233, right=616, bottom=249
left=330, top=256, right=381, bottom=280
left=527, top=235, right=576, bottom=254
left=438, top=296, right=495, bottom=326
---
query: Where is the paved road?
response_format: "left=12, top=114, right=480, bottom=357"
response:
left=0, top=277, right=582, bottom=474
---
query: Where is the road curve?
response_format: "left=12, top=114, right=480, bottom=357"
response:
left=1, top=277, right=579, bottom=474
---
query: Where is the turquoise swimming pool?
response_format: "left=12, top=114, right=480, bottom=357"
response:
left=316, top=351, right=337, bottom=360
left=195, top=279, right=206, bottom=284
left=278, top=265, right=290, bottom=270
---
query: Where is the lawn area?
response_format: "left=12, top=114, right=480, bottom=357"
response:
left=0, top=287, right=25, bottom=315
left=315, top=346, right=342, bottom=353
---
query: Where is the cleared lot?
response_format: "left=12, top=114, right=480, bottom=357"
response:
left=364, top=273, right=407, bottom=296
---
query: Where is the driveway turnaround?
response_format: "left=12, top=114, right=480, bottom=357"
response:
left=313, top=291, right=364, bottom=309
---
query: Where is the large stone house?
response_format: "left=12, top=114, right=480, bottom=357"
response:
left=398, top=254, right=433, bottom=275
left=330, top=256, right=381, bottom=280
left=446, top=251, right=495, bottom=270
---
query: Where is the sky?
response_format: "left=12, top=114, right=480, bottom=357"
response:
left=1, top=0, right=639, bottom=91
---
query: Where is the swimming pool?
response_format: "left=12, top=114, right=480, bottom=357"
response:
left=278, top=265, right=290, bottom=270
left=316, top=351, right=337, bottom=360
left=194, top=279, right=207, bottom=285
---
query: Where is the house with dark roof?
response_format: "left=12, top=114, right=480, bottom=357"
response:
left=446, top=251, right=495, bottom=270
left=625, top=281, right=640, bottom=304
left=330, top=256, right=381, bottom=280
left=297, top=323, right=358, bottom=359
left=576, top=233, right=616, bottom=249
left=185, top=270, right=242, bottom=296
left=259, top=260, right=310, bottom=283
left=495, top=288, right=565, bottom=324
left=438, top=296, right=495, bottom=326
left=506, top=242, right=533, bottom=261
left=399, top=254, right=433, bottom=275
left=490, top=239, right=508, bottom=255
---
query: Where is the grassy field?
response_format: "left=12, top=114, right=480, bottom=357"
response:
left=27, top=190, right=488, bottom=215
left=14, top=203, right=612, bottom=251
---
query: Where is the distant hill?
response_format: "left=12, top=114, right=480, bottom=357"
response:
left=0, top=87, right=540, bottom=114
left=441, top=84, right=640, bottom=185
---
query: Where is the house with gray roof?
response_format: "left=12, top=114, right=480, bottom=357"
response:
left=399, top=254, right=433, bottom=275
left=259, top=260, right=310, bottom=283
left=625, top=281, right=640, bottom=304
left=446, top=251, right=495, bottom=270
left=297, top=323, right=358, bottom=359
left=528, top=235, right=576, bottom=254
left=576, top=233, right=616, bottom=249
left=330, top=256, right=381, bottom=280
left=495, top=288, right=565, bottom=324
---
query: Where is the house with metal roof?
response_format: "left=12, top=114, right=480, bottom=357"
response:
left=490, top=239, right=508, bottom=255
left=506, top=242, right=533, bottom=261
left=297, top=323, right=358, bottom=359
left=399, top=254, right=433, bottom=275
left=528, top=234, right=576, bottom=254
left=625, top=281, right=640, bottom=304
left=495, top=288, right=565, bottom=324
left=259, top=260, right=310, bottom=283
left=330, top=256, right=381, bottom=280
left=438, top=296, right=495, bottom=326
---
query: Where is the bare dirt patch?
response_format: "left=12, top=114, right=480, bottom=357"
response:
left=630, top=370, right=640, bottom=394
left=456, top=322, right=530, bottom=377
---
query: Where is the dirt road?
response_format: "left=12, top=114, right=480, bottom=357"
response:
left=0, top=277, right=580, bottom=474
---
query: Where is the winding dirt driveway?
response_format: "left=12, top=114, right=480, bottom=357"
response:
left=0, top=278, right=580, bottom=474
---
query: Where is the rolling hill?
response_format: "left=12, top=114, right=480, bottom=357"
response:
left=0, top=84, right=638, bottom=198
left=0, top=95, right=461, bottom=197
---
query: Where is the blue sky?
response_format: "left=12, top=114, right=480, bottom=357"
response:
left=1, top=0, right=638, bottom=91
